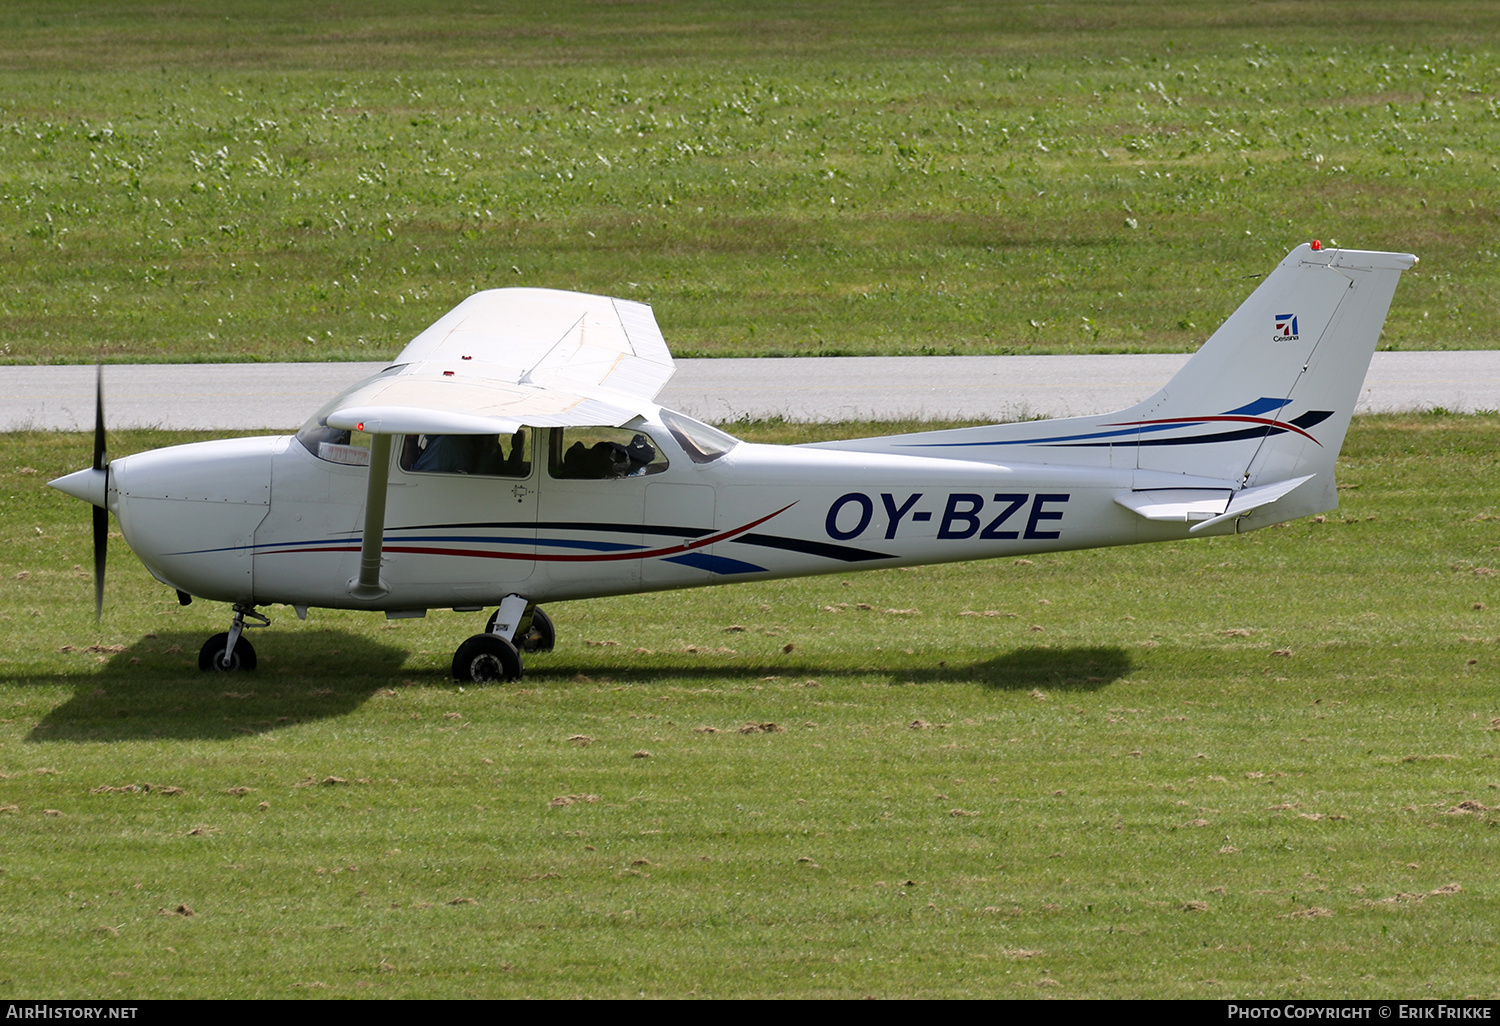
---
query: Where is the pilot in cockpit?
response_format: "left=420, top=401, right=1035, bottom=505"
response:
left=407, top=432, right=527, bottom=477
left=560, top=432, right=657, bottom=479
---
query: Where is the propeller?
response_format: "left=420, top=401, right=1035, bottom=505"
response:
left=92, top=364, right=108, bottom=622
left=46, top=365, right=115, bottom=620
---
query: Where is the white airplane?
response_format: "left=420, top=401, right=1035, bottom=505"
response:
left=51, top=242, right=1416, bottom=682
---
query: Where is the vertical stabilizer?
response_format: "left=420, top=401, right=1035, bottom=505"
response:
left=1129, top=245, right=1416, bottom=494
left=817, top=244, right=1417, bottom=526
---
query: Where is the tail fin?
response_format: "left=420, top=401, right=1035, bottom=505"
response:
left=823, top=244, right=1416, bottom=522
left=1126, top=244, right=1416, bottom=493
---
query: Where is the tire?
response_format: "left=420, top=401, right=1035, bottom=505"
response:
left=198, top=632, right=258, bottom=672
left=487, top=605, right=556, bottom=652
left=452, top=633, right=523, bottom=683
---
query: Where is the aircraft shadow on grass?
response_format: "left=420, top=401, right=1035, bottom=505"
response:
left=21, top=633, right=1128, bottom=742
left=527, top=644, right=1132, bottom=693
left=932, top=645, right=1129, bottom=692
left=22, top=629, right=407, bottom=743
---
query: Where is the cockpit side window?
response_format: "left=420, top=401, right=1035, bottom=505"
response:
left=399, top=429, right=533, bottom=478
left=548, top=427, right=669, bottom=479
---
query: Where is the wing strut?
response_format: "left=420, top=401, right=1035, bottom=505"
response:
left=349, top=433, right=393, bottom=600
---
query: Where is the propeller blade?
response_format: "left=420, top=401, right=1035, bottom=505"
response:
left=92, top=363, right=107, bottom=622
left=93, top=364, right=106, bottom=472
left=94, top=504, right=107, bottom=622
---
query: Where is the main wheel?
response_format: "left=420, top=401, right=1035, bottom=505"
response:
left=198, top=632, right=258, bottom=672
left=452, top=633, right=523, bottom=683
left=487, top=605, right=555, bottom=652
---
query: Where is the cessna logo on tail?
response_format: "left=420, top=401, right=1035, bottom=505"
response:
left=1273, top=313, right=1299, bottom=342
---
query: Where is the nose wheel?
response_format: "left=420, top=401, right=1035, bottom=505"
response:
left=198, top=604, right=269, bottom=672
left=198, top=631, right=258, bottom=671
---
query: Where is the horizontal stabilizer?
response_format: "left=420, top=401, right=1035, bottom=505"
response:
left=1115, top=488, right=1233, bottom=523
left=1187, top=474, right=1315, bottom=533
left=1115, top=474, right=1316, bottom=531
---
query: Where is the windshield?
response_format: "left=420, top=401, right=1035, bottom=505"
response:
left=294, top=366, right=402, bottom=465
left=660, top=409, right=739, bottom=464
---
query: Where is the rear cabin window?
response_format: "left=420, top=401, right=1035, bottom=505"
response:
left=548, top=427, right=668, bottom=479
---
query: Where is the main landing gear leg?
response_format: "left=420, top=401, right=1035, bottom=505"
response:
left=487, top=602, right=555, bottom=653
left=454, top=593, right=528, bottom=683
left=485, top=594, right=529, bottom=643
left=198, top=604, right=270, bottom=672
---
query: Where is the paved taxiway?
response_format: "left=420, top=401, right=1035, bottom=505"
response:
left=1, top=351, right=1497, bottom=431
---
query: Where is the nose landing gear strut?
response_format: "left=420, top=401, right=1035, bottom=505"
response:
left=198, top=604, right=270, bottom=672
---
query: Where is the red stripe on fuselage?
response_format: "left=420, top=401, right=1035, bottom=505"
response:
left=256, top=502, right=798, bottom=563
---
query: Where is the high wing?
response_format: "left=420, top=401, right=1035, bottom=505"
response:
left=324, top=288, right=674, bottom=435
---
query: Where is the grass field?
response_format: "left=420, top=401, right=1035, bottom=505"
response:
left=0, top=414, right=1496, bottom=998
left=2, top=1, right=1499, bottom=363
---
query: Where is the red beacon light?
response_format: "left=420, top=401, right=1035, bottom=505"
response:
left=1310, top=239, right=1322, bottom=250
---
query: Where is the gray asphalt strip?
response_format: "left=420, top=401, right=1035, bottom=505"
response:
left=1, top=351, right=1496, bottom=432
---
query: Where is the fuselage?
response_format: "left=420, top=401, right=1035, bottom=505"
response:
left=104, top=405, right=1219, bottom=613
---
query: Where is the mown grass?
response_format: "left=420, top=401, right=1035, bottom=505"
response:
left=1, top=1, right=1498, bottom=363
left=0, top=415, right=1496, bottom=998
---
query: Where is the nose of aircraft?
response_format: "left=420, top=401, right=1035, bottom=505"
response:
left=101, top=436, right=278, bottom=604
left=49, top=466, right=111, bottom=509
left=51, top=463, right=116, bottom=621
left=49, top=436, right=280, bottom=606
